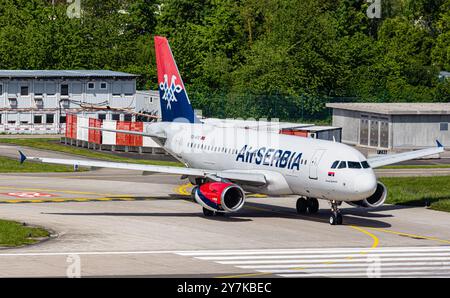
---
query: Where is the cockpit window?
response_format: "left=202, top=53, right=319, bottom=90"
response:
left=331, top=160, right=339, bottom=169
left=338, top=161, right=347, bottom=169
left=361, top=161, right=370, bottom=168
left=348, top=161, right=362, bottom=169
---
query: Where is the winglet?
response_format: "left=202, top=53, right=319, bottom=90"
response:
left=18, top=151, right=27, bottom=164
left=436, top=140, right=444, bottom=148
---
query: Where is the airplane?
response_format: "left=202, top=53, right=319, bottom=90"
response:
left=19, top=36, right=444, bottom=225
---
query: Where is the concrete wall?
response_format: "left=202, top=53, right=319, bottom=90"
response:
left=331, top=109, right=360, bottom=144
left=392, top=115, right=450, bottom=149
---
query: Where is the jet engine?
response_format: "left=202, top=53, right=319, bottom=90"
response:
left=348, top=182, right=387, bottom=208
left=194, top=182, right=245, bottom=213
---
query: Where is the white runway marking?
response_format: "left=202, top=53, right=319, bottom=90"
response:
left=175, top=246, right=450, bottom=278
left=1, top=246, right=449, bottom=277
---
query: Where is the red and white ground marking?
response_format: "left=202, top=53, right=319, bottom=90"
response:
left=2, top=192, right=56, bottom=198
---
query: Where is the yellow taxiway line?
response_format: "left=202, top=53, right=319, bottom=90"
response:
left=368, top=227, right=450, bottom=245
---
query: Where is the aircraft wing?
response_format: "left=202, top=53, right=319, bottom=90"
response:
left=19, top=152, right=267, bottom=186
left=367, top=141, right=444, bottom=168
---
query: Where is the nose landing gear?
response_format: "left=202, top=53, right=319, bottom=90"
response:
left=329, top=200, right=343, bottom=225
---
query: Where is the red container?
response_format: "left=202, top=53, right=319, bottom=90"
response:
left=116, top=121, right=131, bottom=146
left=88, top=118, right=102, bottom=144
left=279, top=129, right=294, bottom=135
left=129, top=122, right=143, bottom=147
left=65, top=114, right=77, bottom=139
left=292, top=130, right=308, bottom=137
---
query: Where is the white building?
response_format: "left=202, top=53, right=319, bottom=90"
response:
left=0, top=70, right=159, bottom=134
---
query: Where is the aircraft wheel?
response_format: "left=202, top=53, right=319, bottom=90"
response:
left=329, top=212, right=343, bottom=225
left=336, top=213, right=343, bottom=225
left=296, top=197, right=307, bottom=214
left=203, top=207, right=215, bottom=217
left=307, top=198, right=319, bottom=214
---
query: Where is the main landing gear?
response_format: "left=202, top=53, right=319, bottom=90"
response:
left=296, top=197, right=319, bottom=214
left=329, top=200, right=343, bottom=225
left=202, top=207, right=226, bottom=217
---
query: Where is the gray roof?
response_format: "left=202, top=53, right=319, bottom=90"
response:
left=0, top=70, right=138, bottom=79
left=439, top=71, right=450, bottom=78
left=326, top=103, right=450, bottom=115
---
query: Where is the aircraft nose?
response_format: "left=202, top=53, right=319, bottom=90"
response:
left=353, top=172, right=377, bottom=197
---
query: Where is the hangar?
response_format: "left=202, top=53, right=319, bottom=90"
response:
left=326, top=103, right=450, bottom=151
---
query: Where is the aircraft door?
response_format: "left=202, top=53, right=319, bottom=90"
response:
left=309, top=149, right=326, bottom=180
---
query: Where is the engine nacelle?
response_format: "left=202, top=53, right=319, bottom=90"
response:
left=347, top=182, right=387, bottom=208
left=194, top=182, right=245, bottom=213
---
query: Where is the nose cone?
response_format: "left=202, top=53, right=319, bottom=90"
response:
left=353, top=172, right=377, bottom=197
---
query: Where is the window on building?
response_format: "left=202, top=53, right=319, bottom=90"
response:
left=46, top=82, right=56, bottom=96
left=123, top=83, right=134, bottom=96
left=0, top=84, right=3, bottom=95
left=35, top=98, right=43, bottom=107
left=124, top=114, right=132, bottom=121
left=20, top=86, right=29, bottom=96
left=100, top=82, right=107, bottom=90
left=98, top=114, right=106, bottom=120
left=9, top=98, right=17, bottom=107
left=61, top=84, right=69, bottom=96
left=34, top=82, right=44, bottom=96
left=112, top=114, right=120, bottom=121
left=34, top=115, right=43, bottom=124
left=0, top=114, right=2, bottom=124
left=440, top=122, right=448, bottom=131
left=87, top=82, right=95, bottom=90
left=46, top=114, right=54, bottom=124
left=8, top=121, right=16, bottom=125
left=112, top=82, right=122, bottom=96
left=60, top=115, right=66, bottom=124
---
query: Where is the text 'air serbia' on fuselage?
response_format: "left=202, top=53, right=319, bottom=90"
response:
left=25, top=35, right=444, bottom=225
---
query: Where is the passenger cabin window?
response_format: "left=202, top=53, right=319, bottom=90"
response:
left=348, top=161, right=362, bottom=169
left=338, top=161, right=347, bottom=169
left=331, top=161, right=339, bottom=169
left=361, top=161, right=370, bottom=168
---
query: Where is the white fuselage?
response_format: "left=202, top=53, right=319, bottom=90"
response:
left=149, top=122, right=377, bottom=202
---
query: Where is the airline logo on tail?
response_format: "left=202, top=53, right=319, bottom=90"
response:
left=160, top=74, right=182, bottom=110
left=154, top=36, right=199, bottom=123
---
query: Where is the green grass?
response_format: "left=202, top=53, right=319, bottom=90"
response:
left=0, top=155, right=76, bottom=173
left=380, top=176, right=450, bottom=212
left=0, top=219, right=49, bottom=247
left=0, top=138, right=183, bottom=167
